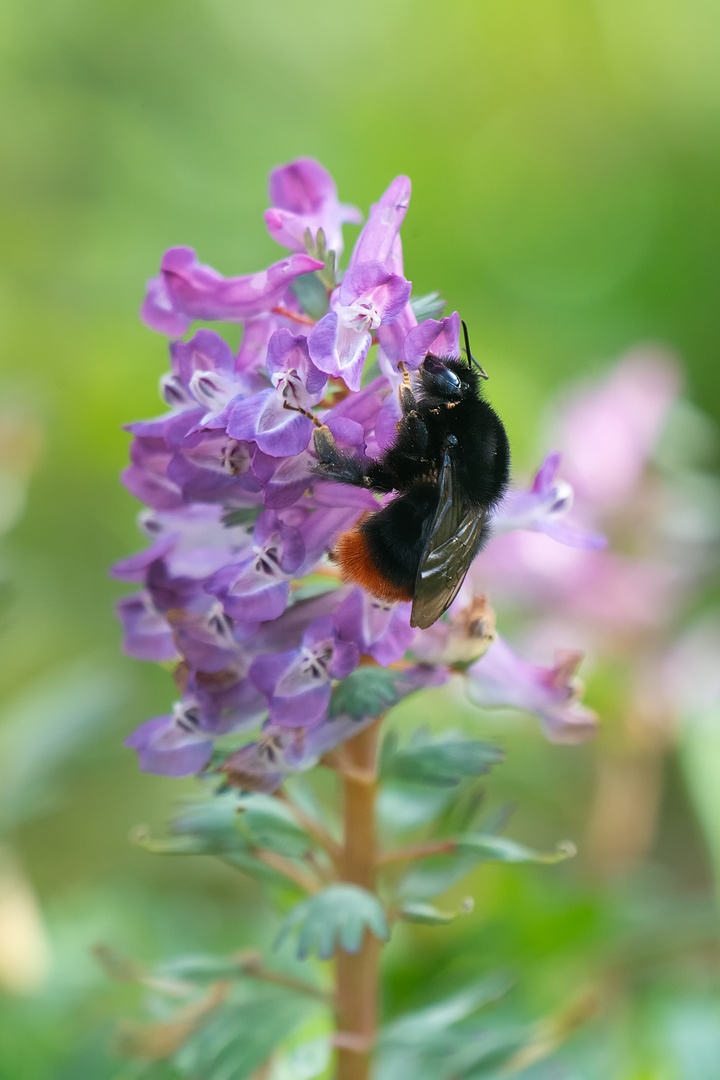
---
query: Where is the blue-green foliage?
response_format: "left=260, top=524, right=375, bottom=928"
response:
left=398, top=899, right=473, bottom=926
left=135, top=793, right=308, bottom=889
left=172, top=990, right=313, bottom=1080
left=328, top=667, right=402, bottom=721
left=277, top=884, right=389, bottom=961
left=409, top=291, right=447, bottom=321
left=235, top=795, right=315, bottom=859
left=376, top=975, right=524, bottom=1080
left=380, top=730, right=504, bottom=786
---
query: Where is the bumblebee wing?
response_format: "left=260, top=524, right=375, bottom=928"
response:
left=410, top=450, right=487, bottom=630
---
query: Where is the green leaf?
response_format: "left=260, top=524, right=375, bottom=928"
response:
left=132, top=795, right=300, bottom=888
left=377, top=782, right=457, bottom=833
left=380, top=731, right=504, bottom=787
left=222, top=507, right=263, bottom=529
left=455, top=834, right=577, bottom=864
left=376, top=975, right=521, bottom=1080
left=360, top=357, right=381, bottom=388
left=328, top=668, right=401, bottom=721
left=398, top=898, right=474, bottom=926
left=236, top=794, right=314, bottom=858
left=290, top=272, right=329, bottom=320
left=381, top=973, right=512, bottom=1045
left=174, top=990, right=313, bottom=1080
left=153, top=954, right=255, bottom=984
left=398, top=852, right=483, bottom=901
left=303, top=226, right=338, bottom=291
left=398, top=833, right=574, bottom=901
left=277, top=885, right=389, bottom=960
left=170, top=793, right=243, bottom=849
left=268, top=1037, right=331, bottom=1080
left=409, top=291, right=446, bottom=321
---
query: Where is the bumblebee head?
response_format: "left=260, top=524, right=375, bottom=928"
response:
left=420, top=354, right=477, bottom=401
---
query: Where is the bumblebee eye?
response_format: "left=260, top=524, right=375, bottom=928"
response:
left=435, top=367, right=461, bottom=396
left=422, top=355, right=464, bottom=397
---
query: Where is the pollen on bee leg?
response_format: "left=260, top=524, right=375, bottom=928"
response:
left=335, top=527, right=413, bottom=604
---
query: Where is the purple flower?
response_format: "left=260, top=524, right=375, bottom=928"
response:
left=466, top=636, right=598, bottom=744
left=221, top=663, right=445, bottom=790
left=249, top=615, right=359, bottom=728
left=168, top=431, right=261, bottom=504
left=205, top=511, right=305, bottom=623
left=402, top=313, right=461, bottom=370
left=117, top=592, right=179, bottom=662
left=556, top=348, right=680, bottom=510
left=227, top=330, right=327, bottom=455
left=165, top=603, right=249, bottom=673
left=308, top=262, right=411, bottom=391
left=125, top=704, right=216, bottom=777
left=141, top=247, right=324, bottom=337
left=335, top=589, right=414, bottom=665
left=349, top=175, right=411, bottom=268
left=491, top=453, right=606, bottom=551
left=118, top=157, right=599, bottom=781
left=265, top=157, right=362, bottom=258
left=125, top=676, right=267, bottom=777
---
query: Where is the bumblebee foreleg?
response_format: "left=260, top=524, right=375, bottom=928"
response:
left=312, top=426, right=395, bottom=492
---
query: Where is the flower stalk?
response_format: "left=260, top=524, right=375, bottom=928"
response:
left=335, top=717, right=382, bottom=1080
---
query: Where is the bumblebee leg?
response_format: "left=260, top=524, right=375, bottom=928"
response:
left=380, top=407, right=431, bottom=488
left=313, top=426, right=395, bottom=491
left=283, top=401, right=324, bottom=428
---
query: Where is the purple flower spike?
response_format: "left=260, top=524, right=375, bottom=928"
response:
left=265, top=157, right=362, bottom=258
left=308, top=262, right=411, bottom=391
left=492, top=453, right=607, bottom=551
left=349, top=175, right=412, bottom=268
left=403, top=312, right=461, bottom=370
left=120, top=158, right=601, bottom=783
left=249, top=616, right=359, bottom=728
left=467, top=636, right=598, bottom=744
left=125, top=705, right=215, bottom=777
left=141, top=247, right=324, bottom=337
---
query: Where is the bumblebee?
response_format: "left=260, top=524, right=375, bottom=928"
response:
left=314, top=322, right=510, bottom=629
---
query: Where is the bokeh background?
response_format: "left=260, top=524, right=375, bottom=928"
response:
left=2, top=1, right=720, bottom=1076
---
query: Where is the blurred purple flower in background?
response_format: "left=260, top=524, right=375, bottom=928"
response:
left=470, top=344, right=720, bottom=872
left=116, top=158, right=601, bottom=782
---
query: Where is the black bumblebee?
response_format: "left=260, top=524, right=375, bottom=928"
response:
left=313, top=322, right=510, bottom=630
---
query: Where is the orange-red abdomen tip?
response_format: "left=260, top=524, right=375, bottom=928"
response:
left=335, top=527, right=414, bottom=604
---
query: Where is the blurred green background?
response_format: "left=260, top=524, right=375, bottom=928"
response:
left=1, top=1, right=720, bottom=1076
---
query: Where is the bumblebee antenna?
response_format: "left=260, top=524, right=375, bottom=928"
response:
left=461, top=319, right=489, bottom=379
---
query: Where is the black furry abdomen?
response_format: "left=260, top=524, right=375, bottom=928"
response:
left=360, top=483, right=438, bottom=595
